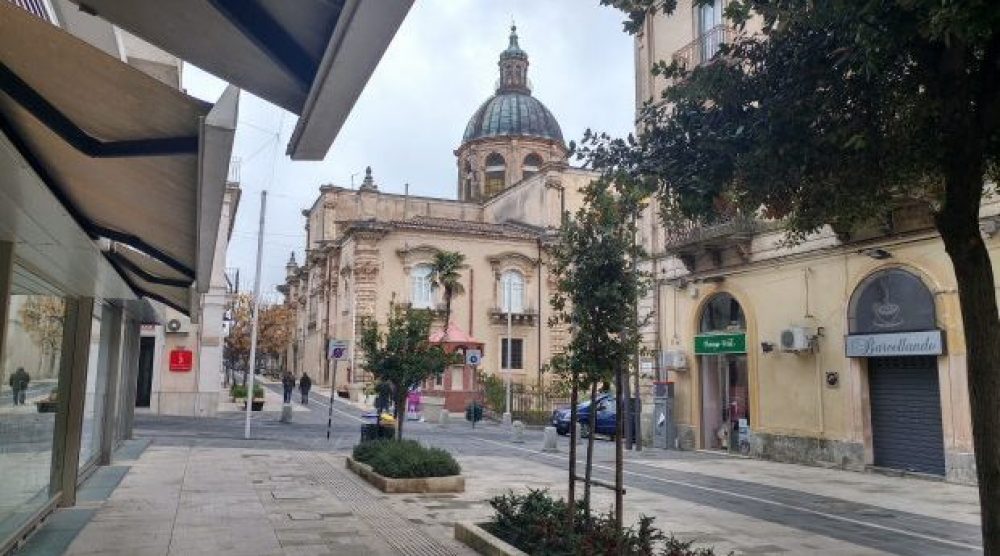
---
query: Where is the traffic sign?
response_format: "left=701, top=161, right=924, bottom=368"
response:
left=465, top=349, right=482, bottom=366
left=328, top=339, right=349, bottom=360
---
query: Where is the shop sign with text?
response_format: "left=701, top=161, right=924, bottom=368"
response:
left=845, top=330, right=944, bottom=357
left=695, top=333, right=746, bottom=355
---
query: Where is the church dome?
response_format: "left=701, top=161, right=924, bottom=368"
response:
left=460, top=25, right=564, bottom=145
left=462, top=93, right=563, bottom=143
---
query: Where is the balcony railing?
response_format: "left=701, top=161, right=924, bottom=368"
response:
left=488, top=308, right=537, bottom=326
left=664, top=215, right=761, bottom=249
left=672, top=25, right=732, bottom=69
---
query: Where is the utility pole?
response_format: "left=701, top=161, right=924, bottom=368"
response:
left=245, top=190, right=267, bottom=440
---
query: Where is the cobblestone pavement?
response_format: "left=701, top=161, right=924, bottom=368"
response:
left=41, top=383, right=982, bottom=555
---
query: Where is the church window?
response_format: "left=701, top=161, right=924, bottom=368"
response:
left=522, top=153, right=543, bottom=179
left=411, top=265, right=434, bottom=309
left=485, top=153, right=506, bottom=197
left=500, top=269, right=525, bottom=313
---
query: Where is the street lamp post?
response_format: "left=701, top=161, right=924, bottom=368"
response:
left=503, top=278, right=512, bottom=427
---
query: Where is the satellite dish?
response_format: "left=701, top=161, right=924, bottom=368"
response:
left=166, top=319, right=182, bottom=333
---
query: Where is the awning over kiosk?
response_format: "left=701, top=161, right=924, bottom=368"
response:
left=0, top=3, right=238, bottom=315
left=69, top=0, right=413, bottom=160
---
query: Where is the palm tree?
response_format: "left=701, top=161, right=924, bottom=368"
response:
left=429, top=251, right=466, bottom=338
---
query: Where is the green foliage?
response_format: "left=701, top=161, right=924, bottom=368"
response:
left=480, top=373, right=506, bottom=413
left=229, top=384, right=263, bottom=399
left=351, top=439, right=460, bottom=478
left=465, top=402, right=484, bottom=422
left=359, top=306, right=451, bottom=439
left=429, top=250, right=467, bottom=330
left=487, top=489, right=725, bottom=555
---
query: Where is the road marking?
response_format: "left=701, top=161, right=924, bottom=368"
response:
left=308, top=391, right=364, bottom=423
left=470, top=437, right=982, bottom=552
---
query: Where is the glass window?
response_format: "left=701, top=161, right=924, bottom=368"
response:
left=500, top=270, right=525, bottom=313
left=0, top=266, right=67, bottom=541
left=501, top=338, right=523, bottom=370
left=78, top=303, right=110, bottom=470
left=699, top=293, right=745, bottom=333
left=411, top=265, right=433, bottom=309
left=522, top=153, right=543, bottom=179
left=485, top=153, right=506, bottom=197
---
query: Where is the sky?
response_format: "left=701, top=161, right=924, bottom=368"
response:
left=181, top=1, right=637, bottom=300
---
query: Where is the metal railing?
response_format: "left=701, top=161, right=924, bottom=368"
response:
left=663, top=215, right=761, bottom=248
left=672, top=25, right=732, bottom=69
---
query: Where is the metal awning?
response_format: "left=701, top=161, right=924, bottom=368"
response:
left=0, top=3, right=237, bottom=315
left=70, top=0, right=412, bottom=160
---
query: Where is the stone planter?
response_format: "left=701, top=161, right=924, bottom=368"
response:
left=238, top=399, right=265, bottom=411
left=422, top=396, right=445, bottom=423
left=348, top=383, right=365, bottom=403
left=454, top=522, right=527, bottom=556
left=345, top=457, right=464, bottom=494
left=364, top=394, right=376, bottom=406
left=35, top=400, right=58, bottom=413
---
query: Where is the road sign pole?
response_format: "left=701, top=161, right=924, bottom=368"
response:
left=327, top=357, right=337, bottom=440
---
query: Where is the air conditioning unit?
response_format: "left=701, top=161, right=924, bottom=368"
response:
left=165, top=318, right=190, bottom=335
left=780, top=326, right=815, bottom=353
left=660, top=349, right=688, bottom=370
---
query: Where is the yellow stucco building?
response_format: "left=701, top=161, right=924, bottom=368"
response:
left=636, top=1, right=990, bottom=483
left=281, top=27, right=595, bottom=411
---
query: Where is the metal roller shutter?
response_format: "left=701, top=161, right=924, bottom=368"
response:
left=869, top=356, right=946, bottom=475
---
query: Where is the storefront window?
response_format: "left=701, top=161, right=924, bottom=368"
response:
left=78, top=303, right=110, bottom=470
left=0, top=270, right=66, bottom=541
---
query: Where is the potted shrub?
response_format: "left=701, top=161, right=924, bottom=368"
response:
left=363, top=382, right=377, bottom=406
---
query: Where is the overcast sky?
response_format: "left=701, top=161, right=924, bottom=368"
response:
left=182, top=1, right=637, bottom=299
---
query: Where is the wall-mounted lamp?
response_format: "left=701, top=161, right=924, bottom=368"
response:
left=860, top=248, right=892, bottom=260
left=760, top=341, right=775, bottom=353
left=825, top=371, right=840, bottom=387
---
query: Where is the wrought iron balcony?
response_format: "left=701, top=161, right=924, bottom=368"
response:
left=672, top=25, right=732, bottom=69
left=664, top=215, right=764, bottom=271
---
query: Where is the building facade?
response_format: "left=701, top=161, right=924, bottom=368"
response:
left=636, top=1, right=982, bottom=483
left=281, top=28, right=596, bottom=410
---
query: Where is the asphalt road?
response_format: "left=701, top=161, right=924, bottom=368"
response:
left=132, top=382, right=982, bottom=556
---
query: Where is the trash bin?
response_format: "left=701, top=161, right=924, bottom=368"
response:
left=360, top=423, right=395, bottom=442
left=653, top=381, right=674, bottom=449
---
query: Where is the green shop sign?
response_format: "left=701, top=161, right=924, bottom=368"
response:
left=694, top=333, right=747, bottom=355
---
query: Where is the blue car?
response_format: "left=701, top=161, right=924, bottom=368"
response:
left=551, top=393, right=616, bottom=437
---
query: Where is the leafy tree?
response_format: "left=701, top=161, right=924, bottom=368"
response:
left=359, top=305, right=450, bottom=440
left=429, top=250, right=467, bottom=335
left=550, top=180, right=648, bottom=533
left=225, top=293, right=294, bottom=381
left=17, top=297, right=65, bottom=376
left=594, top=0, right=1000, bottom=549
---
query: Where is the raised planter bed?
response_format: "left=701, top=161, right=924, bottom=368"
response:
left=454, top=522, right=527, bottom=556
left=345, top=456, right=464, bottom=494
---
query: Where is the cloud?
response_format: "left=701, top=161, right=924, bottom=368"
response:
left=182, top=1, right=635, bottom=296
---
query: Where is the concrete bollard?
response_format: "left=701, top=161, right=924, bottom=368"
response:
left=501, top=412, right=512, bottom=427
left=512, top=421, right=525, bottom=443
left=542, top=426, right=559, bottom=452
left=280, top=403, right=293, bottom=423
left=439, top=410, right=450, bottom=427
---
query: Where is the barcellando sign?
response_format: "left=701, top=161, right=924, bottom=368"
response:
left=845, top=330, right=944, bottom=358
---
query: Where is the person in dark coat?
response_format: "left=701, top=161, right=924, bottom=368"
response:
left=281, top=373, right=295, bottom=404
left=298, top=373, right=312, bottom=404
left=9, top=367, right=29, bottom=405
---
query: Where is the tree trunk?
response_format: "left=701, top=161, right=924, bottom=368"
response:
left=394, top=387, right=406, bottom=440
left=615, top=362, right=624, bottom=533
left=583, top=381, right=598, bottom=520
left=937, top=169, right=1000, bottom=554
left=567, top=369, right=579, bottom=530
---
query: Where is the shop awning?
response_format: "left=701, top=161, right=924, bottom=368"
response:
left=69, top=0, right=412, bottom=160
left=0, top=3, right=238, bottom=315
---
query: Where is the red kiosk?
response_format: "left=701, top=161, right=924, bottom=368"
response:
left=425, top=322, right=484, bottom=412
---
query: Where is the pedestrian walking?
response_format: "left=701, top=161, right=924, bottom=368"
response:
left=9, top=367, right=30, bottom=405
left=299, top=373, right=312, bottom=405
left=281, top=373, right=295, bottom=404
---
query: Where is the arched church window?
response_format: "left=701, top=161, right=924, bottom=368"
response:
left=485, top=153, right=506, bottom=197
left=411, top=265, right=434, bottom=309
left=500, top=269, right=525, bottom=313
left=522, top=153, right=543, bottom=179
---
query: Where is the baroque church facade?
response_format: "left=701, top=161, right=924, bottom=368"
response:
left=280, top=27, right=596, bottom=409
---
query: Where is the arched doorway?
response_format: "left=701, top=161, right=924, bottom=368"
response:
left=695, top=293, right=749, bottom=452
left=847, top=268, right=945, bottom=475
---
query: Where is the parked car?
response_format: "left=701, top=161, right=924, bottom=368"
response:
left=551, top=393, right=616, bottom=437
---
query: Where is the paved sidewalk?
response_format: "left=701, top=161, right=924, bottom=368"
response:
left=58, top=445, right=472, bottom=556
